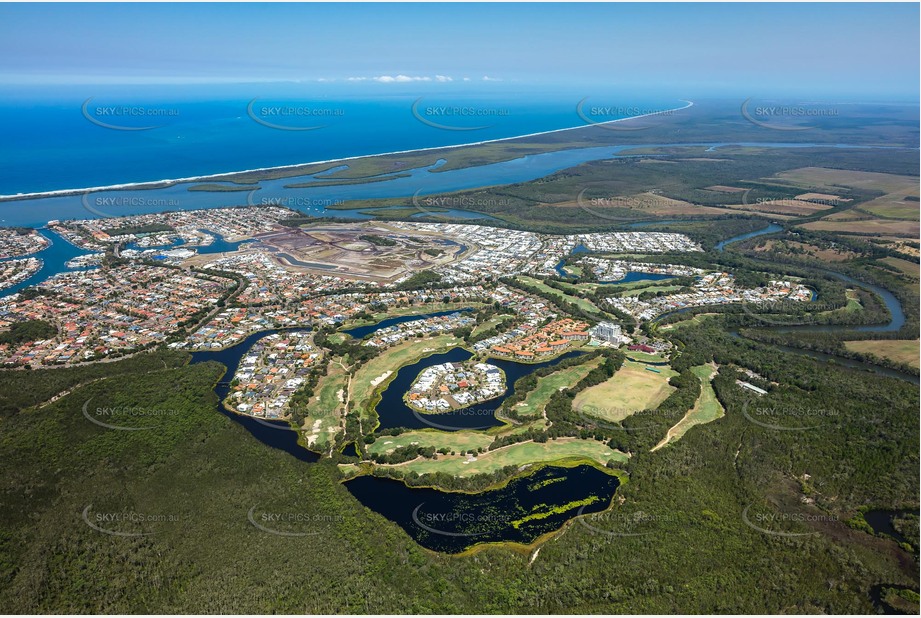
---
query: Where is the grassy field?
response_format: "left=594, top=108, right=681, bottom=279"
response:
left=800, top=218, right=919, bottom=238
left=843, top=339, right=920, bottom=369
left=772, top=167, right=919, bottom=193
left=860, top=198, right=921, bottom=220
left=880, top=257, right=920, bottom=279
left=495, top=417, right=551, bottom=436
left=658, top=313, right=719, bottom=331
left=573, top=359, right=678, bottom=422
left=624, top=350, right=669, bottom=363
left=381, top=437, right=628, bottom=477
left=844, top=289, right=863, bottom=312
left=512, top=357, right=604, bottom=417
left=652, top=364, right=724, bottom=451
left=471, top=314, right=515, bottom=338
left=516, top=276, right=604, bottom=315
left=550, top=280, right=604, bottom=295
left=351, top=335, right=463, bottom=415
left=551, top=191, right=728, bottom=218
left=767, top=167, right=920, bottom=232
left=563, top=264, right=583, bottom=277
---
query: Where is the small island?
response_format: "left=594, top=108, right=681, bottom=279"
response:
left=405, top=360, right=506, bottom=413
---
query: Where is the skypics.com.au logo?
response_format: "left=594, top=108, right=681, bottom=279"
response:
left=575, top=98, right=691, bottom=131
left=246, top=98, right=345, bottom=131
left=247, top=505, right=343, bottom=537
left=82, top=98, right=180, bottom=131
left=741, top=97, right=839, bottom=131
left=411, top=98, right=510, bottom=131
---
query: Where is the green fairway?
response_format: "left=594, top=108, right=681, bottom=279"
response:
left=367, top=430, right=493, bottom=457
left=652, top=364, right=724, bottom=451
left=516, top=276, right=604, bottom=315
left=302, top=360, right=349, bottom=450
left=379, top=437, right=628, bottom=478
left=351, top=335, right=463, bottom=417
left=625, top=350, right=669, bottom=363
left=512, top=356, right=603, bottom=417
left=471, top=313, right=515, bottom=337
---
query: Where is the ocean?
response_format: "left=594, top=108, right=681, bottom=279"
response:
left=0, top=83, right=681, bottom=196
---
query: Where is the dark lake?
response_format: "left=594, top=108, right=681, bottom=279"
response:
left=344, top=463, right=620, bottom=553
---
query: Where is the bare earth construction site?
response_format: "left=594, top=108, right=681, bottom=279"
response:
left=244, top=223, right=468, bottom=284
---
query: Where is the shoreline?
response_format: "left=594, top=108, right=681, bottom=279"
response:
left=0, top=100, right=694, bottom=202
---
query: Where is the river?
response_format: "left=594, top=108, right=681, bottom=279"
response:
left=713, top=223, right=916, bottom=383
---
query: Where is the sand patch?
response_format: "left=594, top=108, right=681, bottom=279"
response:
left=368, top=371, right=392, bottom=388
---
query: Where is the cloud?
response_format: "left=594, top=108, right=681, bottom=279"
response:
left=374, top=74, right=431, bottom=83
left=343, top=74, right=457, bottom=83
left=482, top=75, right=502, bottom=82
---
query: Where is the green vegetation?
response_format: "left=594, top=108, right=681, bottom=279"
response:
left=397, top=270, right=442, bottom=289
left=0, top=319, right=56, bottom=347
left=187, top=183, right=259, bottom=192
left=284, top=173, right=410, bottom=188
left=843, top=339, right=920, bottom=369
left=374, top=438, right=627, bottom=478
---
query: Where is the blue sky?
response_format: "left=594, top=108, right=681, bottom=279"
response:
left=0, top=3, right=918, bottom=99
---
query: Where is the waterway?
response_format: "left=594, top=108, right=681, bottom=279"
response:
left=374, top=347, right=584, bottom=432
left=0, top=228, right=93, bottom=297
left=600, top=271, right=676, bottom=285
left=863, top=509, right=915, bottom=545
left=189, top=328, right=319, bottom=463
